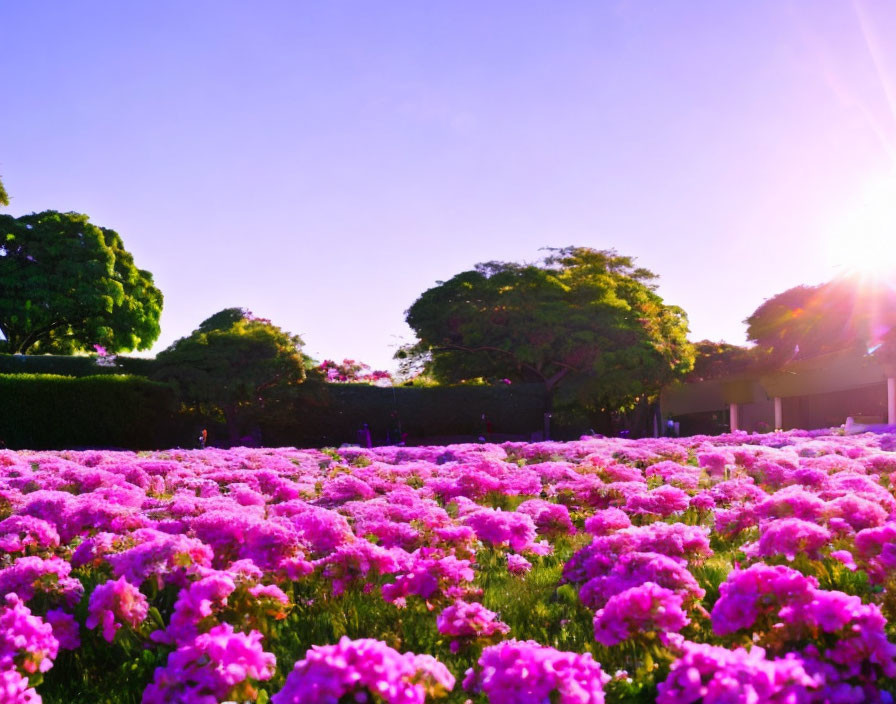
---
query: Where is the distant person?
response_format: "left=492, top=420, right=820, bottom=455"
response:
left=238, top=427, right=262, bottom=447
left=387, top=411, right=402, bottom=445
left=199, top=428, right=208, bottom=449
left=357, top=423, right=372, bottom=448
left=479, top=413, right=491, bottom=442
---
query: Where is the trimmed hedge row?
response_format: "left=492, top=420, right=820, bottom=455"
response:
left=0, top=354, right=156, bottom=377
left=0, top=374, right=178, bottom=450
left=263, top=382, right=549, bottom=448
left=2, top=353, right=581, bottom=448
left=3, top=373, right=553, bottom=450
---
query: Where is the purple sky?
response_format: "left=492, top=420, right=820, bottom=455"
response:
left=3, top=1, right=896, bottom=371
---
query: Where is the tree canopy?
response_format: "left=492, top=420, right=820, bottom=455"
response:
left=685, top=340, right=757, bottom=382
left=745, top=275, right=896, bottom=365
left=153, top=308, right=306, bottom=444
left=404, top=247, right=694, bottom=412
left=0, top=176, right=8, bottom=207
left=0, top=210, right=163, bottom=354
left=318, top=358, right=392, bottom=384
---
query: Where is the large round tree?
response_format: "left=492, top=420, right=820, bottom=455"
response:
left=0, top=210, right=163, bottom=354
left=153, top=308, right=307, bottom=445
left=404, top=247, right=694, bottom=414
left=745, top=274, right=896, bottom=364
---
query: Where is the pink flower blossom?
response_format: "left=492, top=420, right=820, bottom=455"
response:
left=143, top=624, right=275, bottom=704
left=86, top=576, right=148, bottom=642
left=273, top=637, right=454, bottom=704
left=593, top=582, right=690, bottom=646
left=464, top=640, right=609, bottom=704
left=437, top=601, right=510, bottom=651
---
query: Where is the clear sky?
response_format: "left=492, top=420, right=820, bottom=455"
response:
left=3, top=1, right=896, bottom=371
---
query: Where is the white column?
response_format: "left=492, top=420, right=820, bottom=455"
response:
left=729, top=403, right=739, bottom=432
left=888, top=378, right=896, bottom=426
left=774, top=397, right=783, bottom=431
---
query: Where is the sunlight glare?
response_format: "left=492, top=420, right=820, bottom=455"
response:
left=826, top=177, right=896, bottom=280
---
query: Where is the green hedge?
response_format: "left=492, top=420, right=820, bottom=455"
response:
left=2, top=371, right=578, bottom=450
left=261, top=382, right=549, bottom=448
left=0, top=354, right=156, bottom=377
left=0, top=374, right=178, bottom=450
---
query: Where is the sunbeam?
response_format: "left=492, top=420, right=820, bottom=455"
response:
left=826, top=176, right=896, bottom=279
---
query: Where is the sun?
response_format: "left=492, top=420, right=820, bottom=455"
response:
left=826, top=177, right=896, bottom=281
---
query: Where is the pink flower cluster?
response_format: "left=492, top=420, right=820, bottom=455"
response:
left=657, top=642, right=817, bottom=704
left=273, top=636, right=454, bottom=704
left=2, top=427, right=896, bottom=702
left=436, top=600, right=510, bottom=651
left=143, top=623, right=276, bottom=704
left=593, top=582, right=690, bottom=646
left=711, top=563, right=896, bottom=692
left=464, top=639, right=609, bottom=703
left=86, top=575, right=148, bottom=642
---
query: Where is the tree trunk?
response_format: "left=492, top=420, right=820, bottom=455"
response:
left=626, top=398, right=652, bottom=438
left=541, top=368, right=572, bottom=440
left=543, top=382, right=554, bottom=414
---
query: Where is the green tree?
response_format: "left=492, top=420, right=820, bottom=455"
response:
left=153, top=308, right=306, bottom=444
left=0, top=210, right=163, bottom=354
left=404, top=247, right=695, bottom=416
left=745, top=274, right=896, bottom=364
left=0, top=176, right=8, bottom=207
left=686, top=340, right=757, bottom=382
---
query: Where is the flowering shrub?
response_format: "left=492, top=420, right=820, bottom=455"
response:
left=436, top=600, right=509, bottom=651
left=273, top=636, right=454, bottom=704
left=1, top=429, right=896, bottom=702
left=506, top=553, right=532, bottom=575
left=711, top=564, right=818, bottom=635
left=86, top=576, right=148, bottom=642
left=317, top=359, right=392, bottom=384
left=0, top=516, right=60, bottom=554
left=0, top=594, right=59, bottom=676
left=464, top=639, right=609, bottom=703
left=382, top=554, right=476, bottom=607
left=142, top=623, right=275, bottom=704
left=578, top=551, right=705, bottom=610
left=462, top=507, right=538, bottom=552
left=593, top=582, right=689, bottom=646
left=657, top=642, right=817, bottom=704
left=747, top=517, right=832, bottom=561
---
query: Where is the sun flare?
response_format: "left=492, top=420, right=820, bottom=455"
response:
left=827, top=177, right=896, bottom=281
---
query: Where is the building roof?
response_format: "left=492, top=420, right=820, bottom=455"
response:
left=661, top=349, right=888, bottom=416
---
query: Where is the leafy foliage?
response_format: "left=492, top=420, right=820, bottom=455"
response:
left=746, top=274, right=896, bottom=364
left=685, top=341, right=758, bottom=382
left=317, top=358, right=392, bottom=384
left=0, top=210, right=163, bottom=354
left=405, top=247, right=695, bottom=411
left=0, top=353, right=155, bottom=377
left=153, top=308, right=306, bottom=444
left=0, top=374, right=177, bottom=449
left=0, top=175, right=8, bottom=207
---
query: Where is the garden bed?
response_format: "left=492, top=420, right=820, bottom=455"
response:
left=2, top=429, right=896, bottom=702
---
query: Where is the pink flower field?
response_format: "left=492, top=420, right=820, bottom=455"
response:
left=3, top=429, right=896, bottom=703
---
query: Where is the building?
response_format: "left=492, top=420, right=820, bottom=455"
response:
left=660, top=349, right=896, bottom=435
